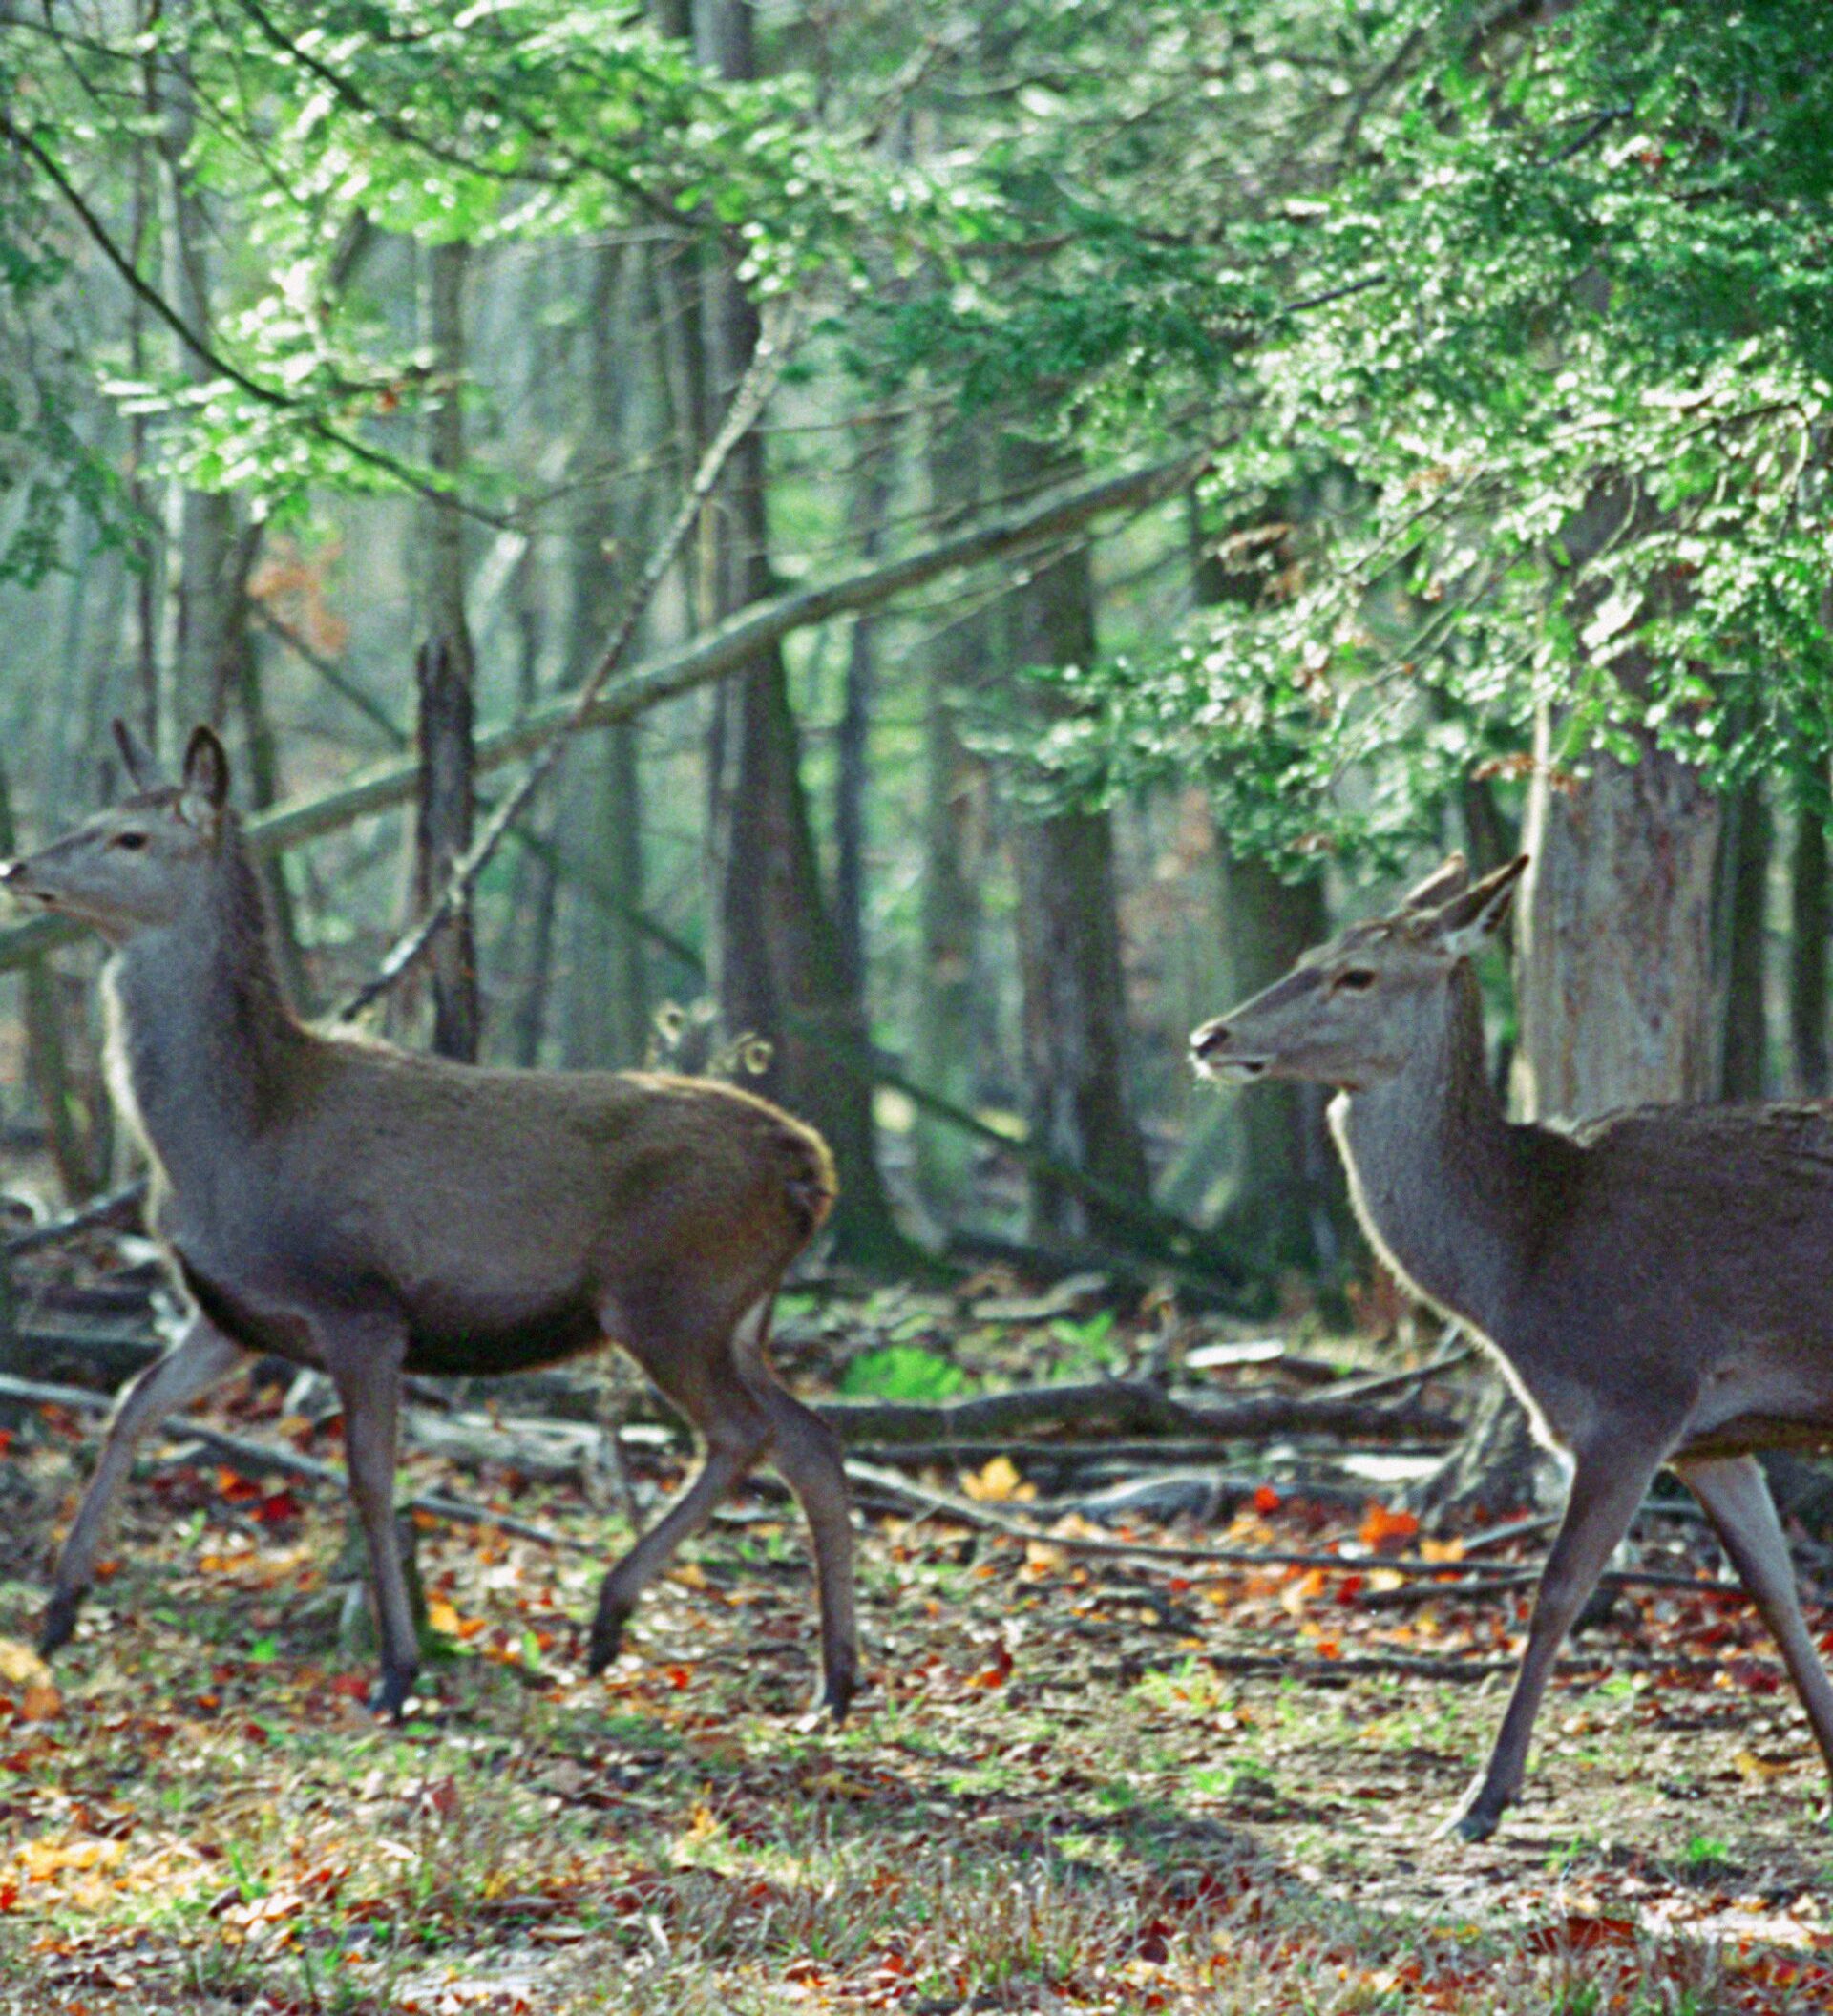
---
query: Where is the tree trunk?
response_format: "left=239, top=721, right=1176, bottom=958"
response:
left=1791, top=762, right=1829, bottom=1097
left=999, top=437, right=1150, bottom=1246
left=912, top=421, right=992, bottom=1211
left=561, top=243, right=649, bottom=1069
left=1516, top=727, right=1722, bottom=1118
left=413, top=641, right=480, bottom=1061
left=1190, top=495, right=1344, bottom=1271
left=1719, top=772, right=1771, bottom=1102
left=420, top=239, right=474, bottom=678
left=693, top=0, right=905, bottom=1266
left=1214, top=850, right=1342, bottom=1272
left=152, top=39, right=235, bottom=741
left=834, top=423, right=897, bottom=998
left=0, top=758, right=106, bottom=1200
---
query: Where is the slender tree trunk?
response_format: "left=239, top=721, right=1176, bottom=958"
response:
left=413, top=641, right=480, bottom=1061
left=1791, top=762, right=1829, bottom=1097
left=562, top=244, right=649, bottom=1068
left=834, top=423, right=897, bottom=997
left=1719, top=772, right=1771, bottom=1102
left=1190, top=497, right=1343, bottom=1271
left=694, top=0, right=905, bottom=1265
left=0, top=759, right=105, bottom=1199
left=153, top=37, right=235, bottom=738
left=912, top=421, right=991, bottom=1210
left=999, top=436, right=1149, bottom=1246
left=407, top=237, right=480, bottom=1059
left=420, top=239, right=474, bottom=678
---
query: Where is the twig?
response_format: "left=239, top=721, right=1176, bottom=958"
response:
left=1317, top=1339, right=1478, bottom=1405
left=0, top=1372, right=591, bottom=1553
left=6, top=1179, right=148, bottom=1256
left=843, top=1460, right=1745, bottom=1597
left=335, top=298, right=809, bottom=1022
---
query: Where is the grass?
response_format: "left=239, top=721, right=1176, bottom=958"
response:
left=3, top=1392, right=1833, bottom=2011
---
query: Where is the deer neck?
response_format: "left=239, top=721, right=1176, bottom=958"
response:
left=1331, top=963, right=1527, bottom=1334
left=103, top=838, right=309, bottom=1194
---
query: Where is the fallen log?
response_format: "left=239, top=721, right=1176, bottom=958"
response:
left=815, top=1379, right=1459, bottom=1447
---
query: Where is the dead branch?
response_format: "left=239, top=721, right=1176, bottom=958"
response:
left=0, top=1372, right=590, bottom=1553
left=337, top=300, right=808, bottom=1022
left=842, top=1459, right=1745, bottom=1597
left=816, top=1379, right=1459, bottom=1446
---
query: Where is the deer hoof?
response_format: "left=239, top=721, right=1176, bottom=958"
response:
left=585, top=1611, right=628, bottom=1678
left=39, top=1588, right=83, bottom=1657
left=818, top=1668, right=857, bottom=1728
left=1436, top=1801, right=1501, bottom=1844
left=369, top=1663, right=418, bottom=1720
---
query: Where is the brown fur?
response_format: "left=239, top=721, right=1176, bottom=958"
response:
left=1192, top=853, right=1833, bottom=1842
left=12, top=729, right=859, bottom=1725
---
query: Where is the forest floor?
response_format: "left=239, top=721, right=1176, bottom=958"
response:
left=2, top=1282, right=1833, bottom=2015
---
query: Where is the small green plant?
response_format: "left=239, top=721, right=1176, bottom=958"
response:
left=1681, top=1834, right=1734, bottom=1876
left=837, top=1344, right=968, bottom=1402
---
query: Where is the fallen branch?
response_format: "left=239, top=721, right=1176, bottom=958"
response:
left=842, top=1459, right=1746, bottom=1597
left=6, top=1181, right=148, bottom=1256
left=817, top=1379, right=1458, bottom=1447
left=0, top=1373, right=590, bottom=1554
left=0, top=455, right=1206, bottom=977
left=339, top=299, right=807, bottom=1022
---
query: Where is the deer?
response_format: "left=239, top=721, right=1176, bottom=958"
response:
left=3, top=723, right=859, bottom=1725
left=1190, top=852, right=1833, bottom=1841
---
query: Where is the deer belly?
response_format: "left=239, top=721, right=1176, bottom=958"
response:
left=401, top=1291, right=604, bottom=1376
left=1677, top=1359, right=1833, bottom=1459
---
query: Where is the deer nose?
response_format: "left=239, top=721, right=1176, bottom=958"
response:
left=1190, top=1018, right=1230, bottom=1060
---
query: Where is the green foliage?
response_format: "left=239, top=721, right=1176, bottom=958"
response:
left=0, top=0, right=959, bottom=522
left=864, top=1, right=1833, bottom=868
left=836, top=1343, right=969, bottom=1402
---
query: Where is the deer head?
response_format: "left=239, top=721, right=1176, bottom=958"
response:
left=0, top=724, right=233, bottom=942
left=1190, top=852, right=1528, bottom=1091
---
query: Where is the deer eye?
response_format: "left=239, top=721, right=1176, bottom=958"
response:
left=110, top=831, right=150, bottom=852
left=1333, top=967, right=1377, bottom=993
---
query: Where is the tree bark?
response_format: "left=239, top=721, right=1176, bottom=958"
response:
left=561, top=243, right=649, bottom=1069
left=152, top=34, right=236, bottom=741
left=1191, top=497, right=1345, bottom=1271
left=693, top=0, right=905, bottom=1265
left=912, top=420, right=992, bottom=1210
left=1791, top=761, right=1829, bottom=1097
left=412, top=641, right=480, bottom=1061
left=998, top=437, right=1150, bottom=1246
left=834, top=422, right=897, bottom=998
left=1718, top=772, right=1771, bottom=1102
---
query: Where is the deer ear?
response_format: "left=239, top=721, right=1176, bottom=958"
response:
left=179, top=725, right=231, bottom=830
left=111, top=718, right=159, bottom=794
left=1437, top=853, right=1528, bottom=959
left=1401, top=851, right=1470, bottom=912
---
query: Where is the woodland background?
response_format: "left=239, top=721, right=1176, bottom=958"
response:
left=3, top=6, right=1833, bottom=2009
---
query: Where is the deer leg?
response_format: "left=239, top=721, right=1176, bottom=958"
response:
left=1673, top=1453, right=1833, bottom=1781
left=41, top=1316, right=245, bottom=1656
left=325, top=1343, right=418, bottom=1719
left=586, top=1385, right=770, bottom=1678
left=757, top=1383, right=859, bottom=1723
left=1442, top=1443, right=1664, bottom=1842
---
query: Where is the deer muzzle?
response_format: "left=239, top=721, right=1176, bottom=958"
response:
left=1189, top=1018, right=1270, bottom=1082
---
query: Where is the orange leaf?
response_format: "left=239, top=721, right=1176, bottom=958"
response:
left=1358, top=1502, right=1421, bottom=1551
